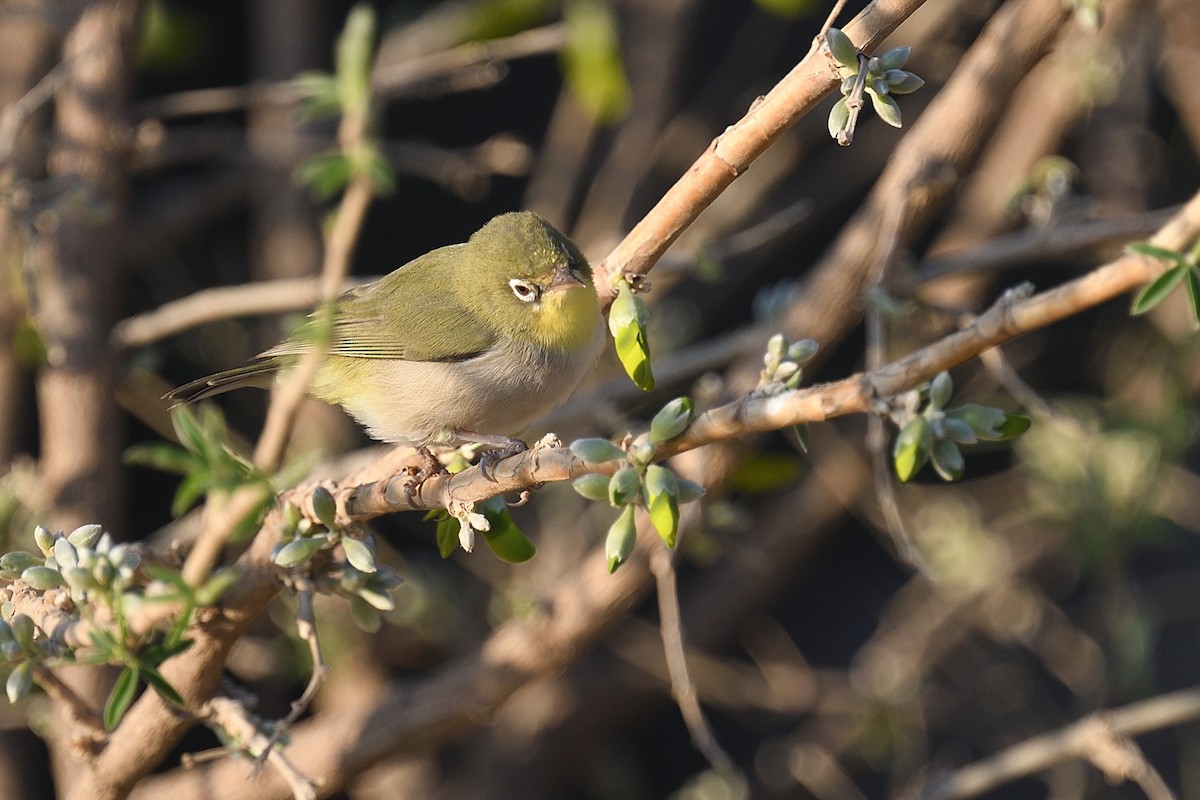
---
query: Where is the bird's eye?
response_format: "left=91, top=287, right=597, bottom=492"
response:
left=509, top=279, right=539, bottom=302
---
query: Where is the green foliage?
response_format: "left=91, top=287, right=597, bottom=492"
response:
left=890, top=372, right=1029, bottom=483
left=478, top=497, right=537, bottom=564
left=609, top=277, right=655, bottom=390
left=562, top=0, right=631, bottom=123
left=753, top=0, right=817, bottom=19
left=649, top=397, right=694, bottom=445
left=758, top=333, right=819, bottom=393
left=1128, top=239, right=1200, bottom=324
left=464, top=0, right=554, bottom=40
left=605, top=505, right=637, bottom=573
left=569, top=438, right=626, bottom=463
left=826, top=29, right=924, bottom=140
left=126, top=406, right=273, bottom=538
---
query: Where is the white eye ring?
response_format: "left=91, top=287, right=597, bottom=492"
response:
left=509, top=279, right=539, bottom=303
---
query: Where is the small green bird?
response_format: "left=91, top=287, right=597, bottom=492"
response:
left=168, top=211, right=604, bottom=465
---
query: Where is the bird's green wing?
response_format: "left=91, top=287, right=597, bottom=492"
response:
left=264, top=244, right=497, bottom=363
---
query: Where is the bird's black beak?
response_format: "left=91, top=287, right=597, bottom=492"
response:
left=545, top=266, right=587, bottom=293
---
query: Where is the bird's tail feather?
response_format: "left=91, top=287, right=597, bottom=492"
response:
left=164, top=360, right=278, bottom=405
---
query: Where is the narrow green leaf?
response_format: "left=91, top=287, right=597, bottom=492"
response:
left=644, top=465, right=680, bottom=548
left=171, top=471, right=211, bottom=518
left=140, top=665, right=185, bottom=707
left=123, top=442, right=196, bottom=475
left=1131, top=265, right=1186, bottom=315
left=995, top=414, right=1032, bottom=440
left=893, top=417, right=931, bottom=483
left=196, top=567, right=239, bottom=607
left=1126, top=242, right=1186, bottom=264
left=614, top=322, right=655, bottom=390
left=104, top=666, right=139, bottom=730
left=434, top=515, right=458, bottom=559
left=605, top=506, right=637, bottom=573
left=1186, top=267, right=1200, bottom=325
left=479, top=506, right=537, bottom=564
left=562, top=0, right=631, bottom=122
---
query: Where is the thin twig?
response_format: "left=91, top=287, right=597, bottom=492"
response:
left=30, top=662, right=106, bottom=736
left=820, top=0, right=853, bottom=35
left=0, top=58, right=71, bottom=163
left=907, top=687, right=1200, bottom=800
left=251, top=579, right=328, bottom=775
left=649, top=546, right=736, bottom=774
left=202, top=696, right=317, bottom=800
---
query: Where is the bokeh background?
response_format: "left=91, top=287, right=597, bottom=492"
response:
left=2, top=0, right=1200, bottom=797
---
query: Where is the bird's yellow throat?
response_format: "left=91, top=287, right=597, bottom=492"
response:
left=536, top=285, right=601, bottom=352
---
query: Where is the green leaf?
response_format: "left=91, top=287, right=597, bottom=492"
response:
left=930, top=438, right=964, bottom=481
left=195, top=567, right=239, bottom=607
left=789, top=423, right=811, bottom=453
left=994, top=414, right=1032, bottom=440
left=943, top=417, right=978, bottom=445
left=562, top=0, right=631, bottom=122
left=292, top=70, right=341, bottom=120
left=753, top=0, right=816, bottom=18
left=124, top=442, right=197, bottom=476
left=104, top=666, right=139, bottom=730
left=643, top=465, right=680, bottom=548
left=884, top=69, right=924, bottom=94
left=1131, top=265, right=1187, bottom=315
left=6, top=660, right=32, bottom=704
left=1126, top=242, right=1186, bottom=264
left=311, top=486, right=338, bottom=529
left=0, top=552, right=41, bottom=581
left=434, top=514, right=458, bottom=559
left=349, top=595, right=382, bottom=633
left=827, top=96, right=849, bottom=140
left=479, top=504, right=536, bottom=564
left=605, top=506, right=637, bottom=573
left=272, top=537, right=327, bottom=569
left=608, top=466, right=642, bottom=507
left=928, top=371, right=953, bottom=410
left=675, top=478, right=706, bottom=504
left=170, top=471, right=211, bottom=518
left=727, top=452, right=801, bottom=493
left=614, top=322, right=655, bottom=391
left=355, top=584, right=396, bottom=611
left=569, top=438, right=626, bottom=463
left=1186, top=267, right=1200, bottom=325
left=893, top=417, right=931, bottom=483
left=140, top=665, right=185, bottom=707
left=868, top=88, right=902, bottom=128
left=341, top=536, right=377, bottom=573
left=294, top=152, right=352, bottom=200
left=335, top=3, right=376, bottom=116
left=649, top=397, right=694, bottom=445
left=21, top=566, right=64, bottom=591
left=67, top=524, right=104, bottom=549
left=877, top=45, right=911, bottom=71
left=825, top=27, right=859, bottom=69
left=948, top=404, right=1008, bottom=439
left=572, top=473, right=611, bottom=501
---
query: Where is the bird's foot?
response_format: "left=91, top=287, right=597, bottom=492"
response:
left=404, top=446, right=447, bottom=504
left=477, top=438, right=529, bottom=482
